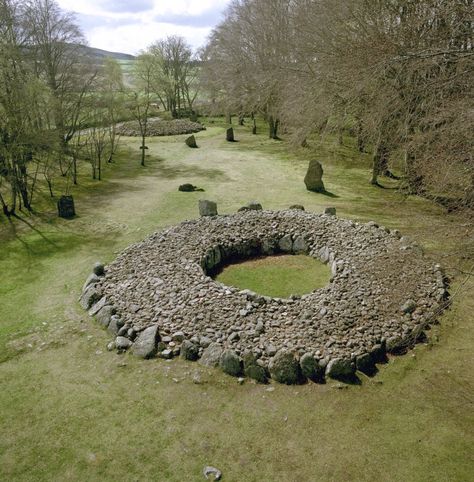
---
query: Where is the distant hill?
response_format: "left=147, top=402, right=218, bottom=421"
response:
left=80, top=45, right=136, bottom=62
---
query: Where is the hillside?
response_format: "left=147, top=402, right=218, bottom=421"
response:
left=80, top=45, right=136, bottom=62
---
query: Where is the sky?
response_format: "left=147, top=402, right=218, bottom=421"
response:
left=56, top=0, right=232, bottom=55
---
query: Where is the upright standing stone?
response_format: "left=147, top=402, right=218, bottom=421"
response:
left=304, top=160, right=325, bottom=193
left=57, top=195, right=75, bottom=219
left=185, top=135, right=198, bottom=148
left=199, top=199, right=218, bottom=217
left=226, top=127, right=235, bottom=142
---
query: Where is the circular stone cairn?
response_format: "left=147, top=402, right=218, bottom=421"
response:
left=80, top=207, right=449, bottom=385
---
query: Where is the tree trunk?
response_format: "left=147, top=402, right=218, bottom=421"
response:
left=268, top=117, right=279, bottom=139
left=226, top=112, right=232, bottom=125
left=141, top=135, right=146, bottom=167
left=371, top=141, right=389, bottom=186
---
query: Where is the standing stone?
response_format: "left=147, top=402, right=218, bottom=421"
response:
left=268, top=350, right=302, bottom=385
left=199, top=199, right=218, bottom=217
left=57, top=195, right=75, bottom=219
left=226, top=127, right=235, bottom=142
left=304, top=160, right=325, bottom=193
left=132, top=325, right=160, bottom=359
left=185, top=135, right=198, bottom=148
left=219, top=350, right=242, bottom=377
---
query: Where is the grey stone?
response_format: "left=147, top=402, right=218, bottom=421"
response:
left=269, top=350, right=302, bottom=385
left=401, top=300, right=416, bottom=314
left=160, top=349, right=174, bottom=359
left=132, top=325, right=160, bottom=359
left=219, top=350, right=242, bottom=377
left=172, top=331, right=185, bottom=342
left=304, top=160, right=325, bottom=193
left=243, top=353, right=268, bottom=384
left=96, top=305, right=115, bottom=328
left=265, top=344, right=277, bottom=357
left=93, top=262, right=105, bottom=276
left=107, top=315, right=123, bottom=335
left=80, top=286, right=100, bottom=310
left=199, top=200, right=218, bottom=217
left=115, top=336, right=132, bottom=350
left=199, top=343, right=223, bottom=367
left=83, top=273, right=100, bottom=292
left=88, top=296, right=107, bottom=317
left=293, top=235, right=308, bottom=254
left=300, top=353, right=324, bottom=382
left=180, top=340, right=199, bottom=361
left=325, top=358, right=355, bottom=380
left=185, top=135, right=198, bottom=148
left=278, top=234, right=293, bottom=252
left=199, top=336, right=212, bottom=348
left=324, top=207, right=336, bottom=216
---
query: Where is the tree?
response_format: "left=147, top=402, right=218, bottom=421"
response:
left=23, top=0, right=96, bottom=177
left=146, top=36, right=198, bottom=117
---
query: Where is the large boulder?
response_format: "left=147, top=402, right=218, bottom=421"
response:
left=304, top=160, right=325, bottom=193
left=199, top=199, right=218, bottom=217
left=199, top=343, right=223, bottom=367
left=243, top=353, right=268, bottom=384
left=268, top=350, right=302, bottom=384
left=132, top=325, right=160, bottom=359
left=325, top=358, right=356, bottom=381
left=95, top=305, right=115, bottom=328
left=219, top=350, right=242, bottom=377
left=300, top=353, right=324, bottom=382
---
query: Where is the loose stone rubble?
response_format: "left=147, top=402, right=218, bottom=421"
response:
left=80, top=208, right=449, bottom=384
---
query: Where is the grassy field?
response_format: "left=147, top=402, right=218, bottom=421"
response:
left=215, top=255, right=331, bottom=298
left=1, top=120, right=473, bottom=481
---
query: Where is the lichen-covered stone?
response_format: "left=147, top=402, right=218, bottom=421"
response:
left=132, top=325, right=160, bottom=359
left=300, top=353, right=324, bottom=382
left=199, top=343, right=223, bottom=367
left=325, top=358, right=355, bottom=380
left=180, top=340, right=199, bottom=361
left=219, top=350, right=242, bottom=377
left=269, top=351, right=302, bottom=385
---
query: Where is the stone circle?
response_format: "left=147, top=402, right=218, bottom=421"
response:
left=80, top=209, right=449, bottom=384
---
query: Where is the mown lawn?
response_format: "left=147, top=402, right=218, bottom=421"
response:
left=0, top=120, right=473, bottom=481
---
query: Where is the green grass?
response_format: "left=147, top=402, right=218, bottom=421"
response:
left=215, top=254, right=331, bottom=298
left=0, top=120, right=473, bottom=481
